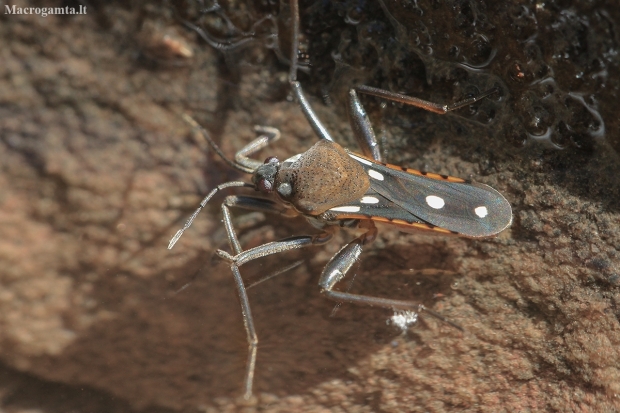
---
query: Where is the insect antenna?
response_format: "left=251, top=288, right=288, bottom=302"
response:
left=168, top=181, right=254, bottom=249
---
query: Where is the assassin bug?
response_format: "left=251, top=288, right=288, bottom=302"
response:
left=169, top=0, right=512, bottom=400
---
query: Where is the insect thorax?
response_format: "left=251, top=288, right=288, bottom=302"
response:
left=276, top=141, right=370, bottom=215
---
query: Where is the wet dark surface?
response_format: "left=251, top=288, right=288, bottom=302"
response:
left=1, top=0, right=619, bottom=412
left=299, top=0, right=615, bottom=153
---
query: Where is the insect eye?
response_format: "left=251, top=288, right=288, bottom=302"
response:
left=258, top=179, right=273, bottom=193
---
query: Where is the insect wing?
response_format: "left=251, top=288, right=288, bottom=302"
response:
left=347, top=153, right=512, bottom=238
left=327, top=190, right=462, bottom=234
left=328, top=190, right=422, bottom=222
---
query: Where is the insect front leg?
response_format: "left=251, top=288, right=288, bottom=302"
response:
left=215, top=233, right=334, bottom=400
left=234, top=126, right=281, bottom=172
left=221, top=195, right=298, bottom=254
left=183, top=114, right=281, bottom=174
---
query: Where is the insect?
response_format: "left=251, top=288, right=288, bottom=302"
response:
left=169, top=0, right=512, bottom=400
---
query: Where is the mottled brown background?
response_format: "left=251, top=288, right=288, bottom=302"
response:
left=1, top=0, right=619, bottom=412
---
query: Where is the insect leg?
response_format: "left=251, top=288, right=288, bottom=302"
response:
left=234, top=126, right=281, bottom=172
left=221, top=195, right=298, bottom=255
left=347, top=88, right=382, bottom=161
left=318, top=226, right=463, bottom=330
left=288, top=0, right=335, bottom=143
left=183, top=115, right=281, bottom=174
left=215, top=233, right=334, bottom=400
left=354, top=84, right=499, bottom=115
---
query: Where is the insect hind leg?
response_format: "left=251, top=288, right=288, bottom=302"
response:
left=354, top=84, right=500, bottom=115
left=347, top=88, right=382, bottom=161
left=346, top=84, right=499, bottom=162
left=318, top=226, right=463, bottom=331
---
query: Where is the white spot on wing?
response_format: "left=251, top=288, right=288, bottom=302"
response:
left=426, top=195, right=445, bottom=209
left=475, top=206, right=488, bottom=218
left=348, top=153, right=372, bottom=165
left=330, top=206, right=361, bottom=213
left=368, top=170, right=384, bottom=181
left=360, top=196, right=379, bottom=204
